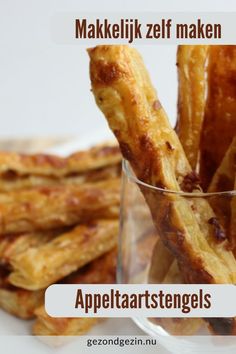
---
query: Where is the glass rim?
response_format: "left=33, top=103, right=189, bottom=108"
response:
left=122, top=159, right=236, bottom=197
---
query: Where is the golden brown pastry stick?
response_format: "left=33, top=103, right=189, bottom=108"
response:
left=88, top=45, right=236, bottom=284
left=33, top=249, right=117, bottom=336
left=148, top=237, right=174, bottom=284
left=0, top=143, right=121, bottom=178
left=0, top=179, right=120, bottom=235
left=89, top=46, right=236, bottom=334
left=0, top=248, right=117, bottom=321
left=175, top=45, right=209, bottom=170
left=0, top=248, right=116, bottom=321
left=0, top=263, right=43, bottom=319
left=207, top=137, right=236, bottom=241
left=0, top=163, right=121, bottom=192
left=62, top=247, right=117, bottom=285
left=208, top=137, right=236, bottom=193
left=200, top=45, right=236, bottom=189
left=9, top=219, right=118, bottom=290
left=0, top=229, right=65, bottom=266
left=0, top=286, right=44, bottom=319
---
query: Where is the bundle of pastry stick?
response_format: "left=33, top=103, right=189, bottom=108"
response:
left=0, top=143, right=122, bottom=335
left=88, top=44, right=236, bottom=335
left=0, top=141, right=163, bottom=336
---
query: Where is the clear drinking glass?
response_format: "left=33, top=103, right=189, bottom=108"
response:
left=117, top=159, right=236, bottom=337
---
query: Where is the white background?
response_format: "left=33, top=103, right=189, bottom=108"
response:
left=0, top=0, right=236, bottom=138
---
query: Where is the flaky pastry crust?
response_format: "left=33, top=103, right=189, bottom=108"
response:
left=9, top=220, right=118, bottom=290
left=0, top=163, right=121, bottom=192
left=207, top=137, right=236, bottom=244
left=0, top=229, right=64, bottom=266
left=208, top=137, right=236, bottom=193
left=0, top=179, right=120, bottom=234
left=88, top=45, right=236, bottom=334
left=0, top=286, right=44, bottom=319
left=200, top=46, right=236, bottom=189
left=176, top=45, right=209, bottom=170
left=33, top=249, right=116, bottom=335
left=0, top=143, right=120, bottom=178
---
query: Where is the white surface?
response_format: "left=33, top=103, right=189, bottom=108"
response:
left=0, top=0, right=236, bottom=138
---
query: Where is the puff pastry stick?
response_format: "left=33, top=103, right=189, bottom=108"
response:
left=148, top=237, right=174, bottom=284
left=0, top=163, right=121, bottom=192
left=88, top=44, right=236, bottom=334
left=89, top=45, right=236, bottom=284
left=0, top=286, right=44, bottom=319
left=207, top=137, right=236, bottom=240
left=208, top=136, right=236, bottom=193
left=200, top=46, right=236, bottom=189
left=0, top=179, right=120, bottom=235
left=0, top=143, right=121, bottom=178
left=0, top=248, right=116, bottom=320
left=176, top=45, right=209, bottom=170
left=0, top=229, right=64, bottom=266
left=62, top=247, right=117, bottom=285
left=9, top=219, right=118, bottom=290
left=33, top=249, right=116, bottom=336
